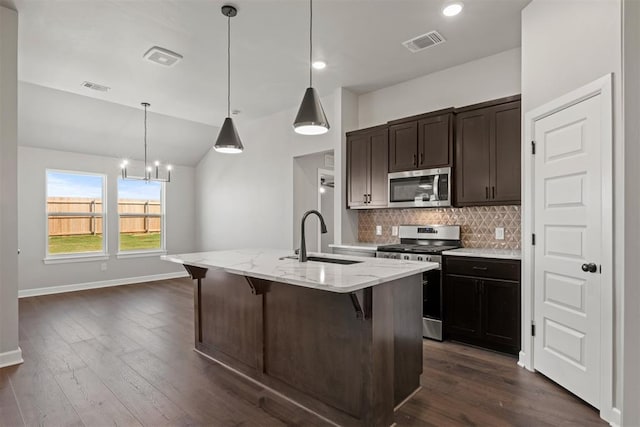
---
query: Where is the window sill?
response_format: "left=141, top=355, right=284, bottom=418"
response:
left=43, top=254, right=110, bottom=265
left=116, top=250, right=167, bottom=259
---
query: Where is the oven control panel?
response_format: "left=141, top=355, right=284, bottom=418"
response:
left=376, top=252, right=441, bottom=266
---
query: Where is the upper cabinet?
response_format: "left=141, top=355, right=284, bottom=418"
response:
left=388, top=109, right=454, bottom=173
left=455, top=96, right=521, bottom=206
left=347, top=125, right=389, bottom=209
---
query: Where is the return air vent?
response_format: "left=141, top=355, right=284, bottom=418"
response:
left=143, top=46, right=183, bottom=67
left=81, top=81, right=110, bottom=92
left=402, top=31, right=446, bottom=53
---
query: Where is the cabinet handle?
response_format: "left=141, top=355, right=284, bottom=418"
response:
left=420, top=152, right=424, bottom=165
left=472, top=266, right=488, bottom=271
left=413, top=154, right=417, bottom=166
left=485, top=187, right=489, bottom=199
left=366, top=194, right=371, bottom=203
left=492, top=186, right=495, bottom=199
left=363, top=194, right=367, bottom=204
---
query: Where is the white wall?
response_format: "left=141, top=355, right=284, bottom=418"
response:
left=196, top=89, right=356, bottom=251
left=0, top=5, right=21, bottom=367
left=357, top=48, right=521, bottom=128
left=521, top=0, right=623, bottom=422
left=622, top=0, right=640, bottom=424
left=18, top=146, right=196, bottom=292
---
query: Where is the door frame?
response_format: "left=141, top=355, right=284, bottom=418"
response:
left=317, top=168, right=334, bottom=252
left=521, top=74, right=614, bottom=423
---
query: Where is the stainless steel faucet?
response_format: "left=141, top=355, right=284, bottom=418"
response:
left=299, top=210, right=328, bottom=262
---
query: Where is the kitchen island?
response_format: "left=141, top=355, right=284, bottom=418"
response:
left=162, top=249, right=437, bottom=426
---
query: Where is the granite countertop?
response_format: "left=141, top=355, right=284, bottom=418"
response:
left=442, top=248, right=521, bottom=260
left=328, top=243, right=379, bottom=251
left=162, top=248, right=436, bottom=293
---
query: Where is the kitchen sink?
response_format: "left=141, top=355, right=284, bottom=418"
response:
left=279, top=255, right=363, bottom=265
left=307, top=256, right=363, bottom=265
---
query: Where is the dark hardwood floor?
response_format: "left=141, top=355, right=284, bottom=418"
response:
left=0, top=279, right=603, bottom=426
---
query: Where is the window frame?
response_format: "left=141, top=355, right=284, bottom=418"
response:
left=116, top=179, right=167, bottom=258
left=44, top=169, right=109, bottom=264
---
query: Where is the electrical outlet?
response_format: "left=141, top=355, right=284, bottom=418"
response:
left=376, top=225, right=382, bottom=236
left=391, top=226, right=399, bottom=236
left=101, top=262, right=107, bottom=271
left=495, top=227, right=505, bottom=240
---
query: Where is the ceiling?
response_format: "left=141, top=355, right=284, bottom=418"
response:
left=14, top=0, right=530, bottom=126
left=19, top=82, right=216, bottom=166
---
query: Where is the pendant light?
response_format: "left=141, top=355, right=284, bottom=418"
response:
left=293, top=0, right=329, bottom=135
left=214, top=5, right=244, bottom=154
left=120, top=102, right=172, bottom=182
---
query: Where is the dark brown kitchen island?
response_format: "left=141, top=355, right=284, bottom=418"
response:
left=163, top=249, right=436, bottom=426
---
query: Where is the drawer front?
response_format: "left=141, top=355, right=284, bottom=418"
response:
left=444, top=256, right=520, bottom=281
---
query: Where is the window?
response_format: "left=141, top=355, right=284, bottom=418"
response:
left=46, top=170, right=107, bottom=259
left=117, top=179, right=165, bottom=254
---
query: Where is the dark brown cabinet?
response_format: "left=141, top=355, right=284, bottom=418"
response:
left=389, top=122, right=418, bottom=172
left=347, top=125, right=389, bottom=209
left=443, top=256, right=521, bottom=355
left=388, top=110, right=453, bottom=173
left=455, top=96, right=521, bottom=206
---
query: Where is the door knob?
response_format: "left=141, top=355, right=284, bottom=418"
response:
left=581, top=263, right=598, bottom=273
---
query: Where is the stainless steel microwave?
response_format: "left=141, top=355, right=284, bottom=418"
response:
left=388, top=167, right=452, bottom=208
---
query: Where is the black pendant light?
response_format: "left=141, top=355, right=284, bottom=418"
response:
left=293, top=0, right=329, bottom=135
left=214, top=5, right=244, bottom=154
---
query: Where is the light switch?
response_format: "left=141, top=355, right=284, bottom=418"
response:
left=376, top=225, right=382, bottom=236
left=391, top=226, right=399, bottom=236
left=495, top=227, right=505, bottom=240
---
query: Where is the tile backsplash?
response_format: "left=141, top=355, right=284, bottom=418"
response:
left=359, top=205, right=521, bottom=249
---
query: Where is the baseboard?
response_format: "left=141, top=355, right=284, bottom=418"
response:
left=18, top=271, right=190, bottom=298
left=517, top=351, right=526, bottom=368
left=604, top=407, right=621, bottom=427
left=0, top=347, right=23, bottom=368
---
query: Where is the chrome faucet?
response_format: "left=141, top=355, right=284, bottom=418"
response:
left=299, top=210, right=328, bottom=262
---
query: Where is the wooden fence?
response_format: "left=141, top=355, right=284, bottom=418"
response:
left=47, top=197, right=161, bottom=236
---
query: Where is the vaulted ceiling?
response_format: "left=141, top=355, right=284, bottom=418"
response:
left=10, top=0, right=530, bottom=165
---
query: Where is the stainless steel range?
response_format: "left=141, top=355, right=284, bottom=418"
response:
left=376, top=225, right=461, bottom=341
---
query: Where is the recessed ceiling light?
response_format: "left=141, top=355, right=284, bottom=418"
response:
left=312, top=60, right=327, bottom=70
left=442, top=2, right=463, bottom=17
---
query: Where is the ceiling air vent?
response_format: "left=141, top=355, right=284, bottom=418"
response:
left=81, top=81, right=110, bottom=92
left=143, top=46, right=183, bottom=67
left=402, top=31, right=446, bottom=53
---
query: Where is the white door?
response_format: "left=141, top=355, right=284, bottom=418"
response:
left=533, top=93, right=603, bottom=408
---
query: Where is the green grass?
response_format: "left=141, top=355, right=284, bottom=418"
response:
left=48, top=232, right=161, bottom=254
left=119, top=232, right=162, bottom=251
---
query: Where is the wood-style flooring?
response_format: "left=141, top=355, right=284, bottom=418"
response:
left=0, top=279, right=604, bottom=426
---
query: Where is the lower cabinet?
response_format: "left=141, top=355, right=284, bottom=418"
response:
left=443, top=256, right=521, bottom=355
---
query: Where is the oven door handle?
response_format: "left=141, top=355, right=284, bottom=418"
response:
left=433, top=174, right=440, bottom=201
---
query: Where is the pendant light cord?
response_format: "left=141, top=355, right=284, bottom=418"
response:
left=144, top=103, right=148, bottom=173
left=227, top=13, right=231, bottom=118
left=309, top=0, right=313, bottom=87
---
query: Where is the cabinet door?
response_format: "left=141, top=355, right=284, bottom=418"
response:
left=491, top=102, right=521, bottom=203
left=368, top=129, right=389, bottom=207
left=444, top=275, right=481, bottom=339
left=418, top=114, right=452, bottom=169
left=389, top=122, right=418, bottom=172
left=347, top=134, right=369, bottom=208
left=455, top=110, right=491, bottom=205
left=480, top=278, right=521, bottom=354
